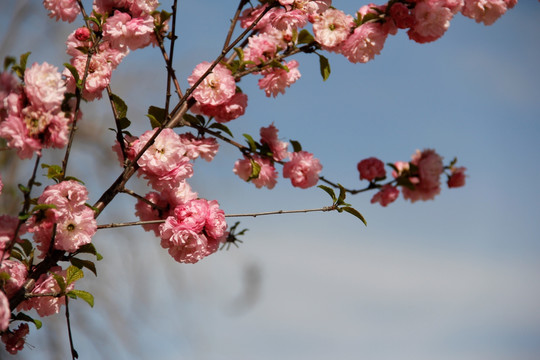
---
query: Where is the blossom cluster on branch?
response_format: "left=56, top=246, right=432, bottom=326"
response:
left=0, top=0, right=521, bottom=355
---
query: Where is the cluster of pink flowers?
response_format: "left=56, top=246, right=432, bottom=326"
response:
left=26, top=180, right=97, bottom=255
left=0, top=63, right=72, bottom=159
left=57, top=0, right=165, bottom=100
left=233, top=124, right=322, bottom=189
left=359, top=149, right=466, bottom=207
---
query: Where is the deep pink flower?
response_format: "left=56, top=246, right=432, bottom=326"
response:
left=283, top=151, right=322, bottom=189
left=43, top=0, right=80, bottom=22
left=371, top=185, right=400, bottom=207
left=357, top=157, right=386, bottom=181
left=258, top=60, right=301, bottom=97
left=1, top=323, right=29, bottom=355
left=447, top=166, right=467, bottom=188
left=389, top=2, right=415, bottom=29
left=188, top=62, right=236, bottom=106
left=260, top=123, right=289, bottom=161
left=408, top=1, right=454, bottom=43
left=461, top=0, right=508, bottom=25
left=402, top=149, right=444, bottom=202
left=74, top=27, right=91, bottom=41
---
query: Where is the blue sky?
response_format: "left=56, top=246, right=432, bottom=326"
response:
left=1, top=1, right=539, bottom=359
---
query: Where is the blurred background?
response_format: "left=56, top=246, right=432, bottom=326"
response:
left=0, top=1, right=539, bottom=359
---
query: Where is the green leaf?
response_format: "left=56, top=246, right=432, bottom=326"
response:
left=243, top=134, right=258, bottom=153
left=337, top=184, right=347, bottom=205
left=42, top=163, right=64, bottom=180
left=290, top=140, right=302, bottom=153
left=148, top=106, right=167, bottom=128
left=248, top=158, right=261, bottom=180
left=19, top=52, right=31, bottom=73
left=182, top=113, right=202, bottom=126
left=146, top=114, right=161, bottom=129
left=53, top=274, right=67, bottom=292
left=32, top=203, right=57, bottom=212
left=209, top=123, right=234, bottom=138
left=341, top=207, right=367, bottom=226
left=14, top=312, right=42, bottom=329
left=317, top=185, right=337, bottom=202
left=118, top=117, right=131, bottom=130
left=17, top=183, right=29, bottom=194
left=75, top=243, right=98, bottom=256
left=318, top=54, right=331, bottom=81
left=297, top=29, right=315, bottom=44
left=0, top=271, right=11, bottom=281
left=234, top=47, right=245, bottom=62
left=63, top=63, right=80, bottom=84
left=68, top=290, right=94, bottom=308
left=70, top=257, right=97, bottom=276
left=18, top=238, right=34, bottom=257
left=9, top=248, right=24, bottom=262
left=110, top=93, right=128, bottom=118
left=66, top=265, right=84, bottom=285
left=4, top=56, right=16, bottom=71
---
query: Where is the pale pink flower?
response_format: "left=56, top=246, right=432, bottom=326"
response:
left=133, top=128, right=193, bottom=190
left=240, top=4, right=272, bottom=30
left=340, top=22, right=388, bottom=63
left=402, top=149, right=444, bottom=202
left=43, top=0, right=80, bottom=22
left=461, top=0, right=508, bottom=25
left=188, top=62, right=236, bottom=106
left=160, top=226, right=209, bottom=264
left=260, top=123, right=289, bottom=161
left=18, top=267, right=74, bottom=317
left=179, top=133, right=219, bottom=162
left=112, top=134, right=138, bottom=165
left=357, top=157, right=386, bottom=181
left=0, top=72, right=20, bottom=118
left=129, top=0, right=160, bottom=17
left=283, top=151, right=322, bottom=189
left=135, top=191, right=173, bottom=236
left=0, top=291, right=9, bottom=332
left=53, top=208, right=97, bottom=252
left=1, top=323, right=29, bottom=355
left=408, top=0, right=454, bottom=43
left=312, top=8, right=354, bottom=50
left=0, top=260, right=27, bottom=298
left=258, top=60, right=301, bottom=97
left=371, top=185, right=400, bottom=207
left=103, top=10, right=155, bottom=51
left=233, top=155, right=278, bottom=189
left=191, top=91, right=248, bottom=123
left=447, top=166, right=467, bottom=188
left=268, top=8, right=308, bottom=31
left=0, top=215, right=26, bottom=260
left=244, top=33, right=279, bottom=65
left=205, top=200, right=227, bottom=242
left=0, top=112, right=42, bottom=159
left=24, top=62, right=66, bottom=111
left=64, top=52, right=113, bottom=100
left=37, top=180, right=88, bottom=212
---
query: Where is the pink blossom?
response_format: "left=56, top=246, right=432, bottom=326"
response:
left=392, top=160, right=410, bottom=178
left=74, top=27, right=91, bottom=41
left=0, top=260, right=27, bottom=298
left=191, top=91, right=248, bottom=123
left=205, top=200, right=227, bottom=242
left=0, top=72, right=20, bottom=118
left=240, top=4, right=272, bottom=30
left=18, top=267, right=74, bottom=317
left=340, top=22, right=388, bottom=63
left=129, top=0, right=160, bottom=17
left=461, top=0, right=508, bottom=25
left=357, top=157, right=386, bottom=181
left=135, top=191, right=173, bottom=236
left=283, top=151, right=322, bottom=189
left=388, top=2, right=415, bottom=29
left=188, top=62, right=236, bottom=106
left=447, top=166, right=467, bottom=188
left=260, top=123, right=289, bottom=161
left=407, top=1, right=454, bottom=43
left=233, top=155, right=278, bottom=189
left=24, top=62, right=66, bottom=111
left=258, top=60, right=301, bottom=97
left=64, top=52, right=113, bottom=100
left=133, top=128, right=193, bottom=190
left=160, top=226, right=209, bottom=264
left=1, top=323, right=29, bottom=355
left=179, top=133, right=219, bottom=162
left=244, top=33, right=279, bottom=65
left=0, top=215, right=26, bottom=260
left=0, top=291, right=9, bottom=332
left=268, top=8, right=308, bottom=31
left=103, top=11, right=155, bottom=51
left=112, top=134, right=138, bottom=165
left=0, top=111, right=42, bottom=159
left=312, top=8, right=354, bottom=50
left=371, top=184, right=400, bottom=207
left=43, top=0, right=80, bottom=22
left=53, top=208, right=97, bottom=252
left=402, top=149, right=444, bottom=202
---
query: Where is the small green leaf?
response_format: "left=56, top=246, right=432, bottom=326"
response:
left=118, top=117, right=131, bottom=130
left=243, top=134, right=258, bottom=153
left=248, top=158, right=261, bottom=180
left=148, top=106, right=167, bottom=127
left=183, top=113, right=202, bottom=126
left=66, top=265, right=84, bottom=285
left=146, top=114, right=161, bottom=129
left=64, top=63, right=80, bottom=83
left=19, top=52, right=31, bottom=72
left=53, top=274, right=67, bottom=292
left=17, top=184, right=30, bottom=194
left=110, top=93, right=128, bottom=118
left=234, top=47, right=244, bottom=62
left=32, top=203, right=57, bottom=212
left=297, top=29, right=315, bottom=44
left=341, top=207, right=367, bottom=226
left=75, top=243, right=98, bottom=256
left=70, top=258, right=97, bottom=276
left=4, top=56, right=16, bottom=71
left=0, top=271, right=11, bottom=281
left=318, top=54, right=331, bottom=81
left=42, top=163, right=64, bottom=180
left=317, top=185, right=337, bottom=202
left=290, top=140, right=302, bottom=153
left=19, top=238, right=34, bottom=257
left=209, top=123, right=234, bottom=138
left=68, top=290, right=94, bottom=308
left=337, top=184, right=347, bottom=205
left=14, top=313, right=42, bottom=329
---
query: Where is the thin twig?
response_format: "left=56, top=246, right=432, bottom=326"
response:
left=65, top=296, right=79, bottom=359
left=223, top=0, right=250, bottom=51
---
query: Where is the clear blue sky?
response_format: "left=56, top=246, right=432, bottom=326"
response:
left=1, top=1, right=539, bottom=359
